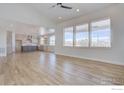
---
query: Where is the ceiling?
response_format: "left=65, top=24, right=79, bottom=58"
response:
left=30, top=3, right=116, bottom=23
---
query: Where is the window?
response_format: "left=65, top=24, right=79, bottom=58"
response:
left=63, top=18, right=111, bottom=48
left=63, top=27, right=73, bottom=47
left=49, top=35, right=55, bottom=46
left=40, top=37, right=45, bottom=45
left=75, top=24, right=89, bottom=47
left=90, top=19, right=111, bottom=47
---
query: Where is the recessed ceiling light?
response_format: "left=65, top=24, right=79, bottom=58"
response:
left=58, top=17, right=62, bottom=19
left=76, top=9, right=80, bottom=12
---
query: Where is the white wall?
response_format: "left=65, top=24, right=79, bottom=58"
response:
left=0, top=4, right=55, bottom=27
left=55, top=4, right=124, bottom=65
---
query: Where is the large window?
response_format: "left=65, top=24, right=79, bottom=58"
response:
left=75, top=24, right=89, bottom=47
left=63, top=18, right=111, bottom=48
left=90, top=19, right=111, bottom=47
left=49, top=35, right=55, bottom=46
left=63, top=27, right=73, bottom=47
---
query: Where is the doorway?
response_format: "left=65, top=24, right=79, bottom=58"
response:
left=7, top=31, right=13, bottom=55
left=16, top=40, right=22, bottom=53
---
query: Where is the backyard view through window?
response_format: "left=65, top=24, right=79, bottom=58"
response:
left=75, top=24, right=89, bottom=47
left=63, top=27, right=73, bottom=46
left=63, top=18, right=111, bottom=48
left=91, top=19, right=111, bottom=47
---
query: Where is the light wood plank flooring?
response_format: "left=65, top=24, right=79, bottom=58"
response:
left=0, top=52, right=124, bottom=85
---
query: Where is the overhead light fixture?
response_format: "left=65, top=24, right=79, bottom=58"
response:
left=76, top=9, right=80, bottom=12
left=58, top=17, right=62, bottom=19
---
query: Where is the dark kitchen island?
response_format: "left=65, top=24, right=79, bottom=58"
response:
left=21, top=43, right=38, bottom=52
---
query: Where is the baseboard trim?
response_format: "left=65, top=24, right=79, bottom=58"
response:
left=55, top=53, right=124, bottom=66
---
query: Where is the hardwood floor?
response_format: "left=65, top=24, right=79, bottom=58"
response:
left=0, top=51, right=124, bottom=85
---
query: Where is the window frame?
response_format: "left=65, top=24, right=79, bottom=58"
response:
left=49, top=35, right=55, bottom=46
left=63, top=26, right=74, bottom=47
left=62, top=17, right=112, bottom=48
left=74, top=23, right=90, bottom=48
left=90, top=18, right=112, bottom=48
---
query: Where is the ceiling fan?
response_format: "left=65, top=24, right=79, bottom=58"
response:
left=52, top=3, right=72, bottom=9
